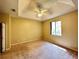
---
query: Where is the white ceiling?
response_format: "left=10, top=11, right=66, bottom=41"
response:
left=0, top=0, right=77, bottom=21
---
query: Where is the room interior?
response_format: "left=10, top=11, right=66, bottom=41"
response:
left=0, top=0, right=78, bottom=59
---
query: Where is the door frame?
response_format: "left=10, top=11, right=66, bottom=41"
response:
left=2, top=23, right=6, bottom=52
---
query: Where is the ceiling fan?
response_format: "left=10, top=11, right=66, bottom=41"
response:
left=34, top=2, right=49, bottom=18
left=26, top=0, right=53, bottom=18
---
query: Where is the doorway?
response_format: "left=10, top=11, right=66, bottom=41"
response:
left=0, top=23, right=6, bottom=53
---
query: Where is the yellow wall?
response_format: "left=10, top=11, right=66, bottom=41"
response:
left=0, top=11, right=78, bottom=51
left=0, top=14, right=11, bottom=50
left=42, top=11, right=78, bottom=51
left=11, top=17, right=42, bottom=45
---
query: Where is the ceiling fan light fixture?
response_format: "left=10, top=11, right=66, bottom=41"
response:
left=37, top=13, right=43, bottom=17
left=34, top=8, right=48, bottom=18
left=33, top=2, right=49, bottom=18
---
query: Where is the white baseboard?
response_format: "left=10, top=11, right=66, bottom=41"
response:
left=11, top=41, right=28, bottom=46
left=3, top=48, right=11, bottom=52
left=11, top=39, right=39, bottom=46
left=6, top=48, right=11, bottom=51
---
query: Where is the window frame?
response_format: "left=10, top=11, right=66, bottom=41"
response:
left=50, top=21, right=62, bottom=36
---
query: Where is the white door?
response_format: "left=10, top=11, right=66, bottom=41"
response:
left=2, top=23, right=6, bottom=52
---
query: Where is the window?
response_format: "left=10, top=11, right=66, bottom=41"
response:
left=51, top=21, right=62, bottom=36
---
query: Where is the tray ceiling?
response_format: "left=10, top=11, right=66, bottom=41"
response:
left=0, top=0, right=77, bottom=21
